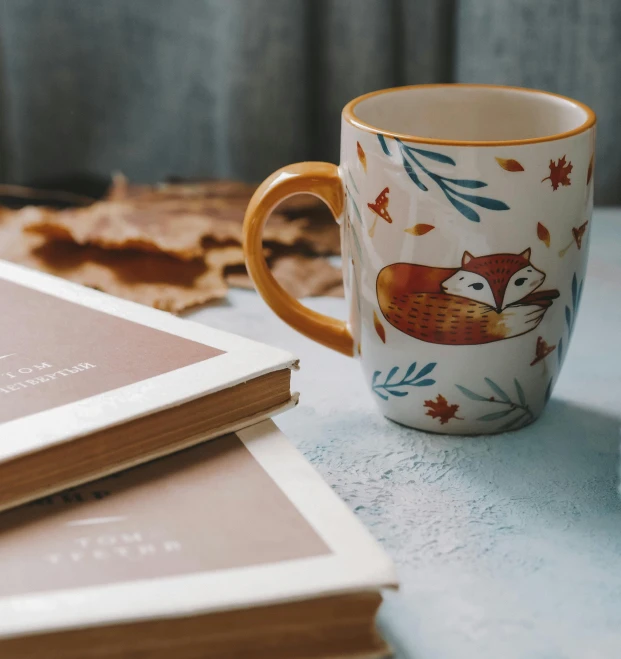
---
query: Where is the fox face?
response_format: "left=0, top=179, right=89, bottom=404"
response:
left=441, top=269, right=496, bottom=308
left=502, top=264, right=545, bottom=308
left=441, top=249, right=545, bottom=311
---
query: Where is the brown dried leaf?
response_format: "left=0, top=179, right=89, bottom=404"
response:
left=226, top=254, right=342, bottom=299
left=495, top=157, right=524, bottom=172
left=373, top=311, right=386, bottom=343
left=537, top=222, right=551, bottom=248
left=0, top=208, right=234, bottom=313
left=107, top=173, right=325, bottom=215
left=404, top=223, right=434, bottom=236
left=25, top=201, right=309, bottom=261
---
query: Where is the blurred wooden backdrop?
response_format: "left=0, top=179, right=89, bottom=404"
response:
left=0, top=0, right=618, bottom=202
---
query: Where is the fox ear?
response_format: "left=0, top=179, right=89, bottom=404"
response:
left=520, top=248, right=531, bottom=260
left=462, top=251, right=474, bottom=266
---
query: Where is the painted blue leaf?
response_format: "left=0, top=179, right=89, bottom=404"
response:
left=577, top=279, right=584, bottom=307
left=373, top=389, right=389, bottom=401
left=403, top=362, right=418, bottom=380
left=557, top=337, right=563, bottom=364
left=349, top=224, right=363, bottom=260
left=498, top=413, right=527, bottom=432
left=456, top=385, right=489, bottom=401
left=514, top=378, right=526, bottom=406
left=544, top=378, right=553, bottom=403
left=484, top=377, right=510, bottom=402
left=402, top=155, right=428, bottom=191
left=388, top=389, right=409, bottom=397
left=349, top=196, right=362, bottom=222
left=565, top=306, right=572, bottom=332
left=414, top=362, right=437, bottom=380
left=372, top=371, right=381, bottom=386
left=385, top=366, right=399, bottom=384
left=450, top=190, right=510, bottom=211
left=377, top=134, right=391, bottom=155
left=445, top=192, right=481, bottom=222
left=348, top=171, right=360, bottom=195
left=413, top=378, right=436, bottom=387
left=571, top=273, right=578, bottom=309
left=477, top=409, right=514, bottom=422
left=444, top=178, right=488, bottom=189
left=410, top=146, right=456, bottom=166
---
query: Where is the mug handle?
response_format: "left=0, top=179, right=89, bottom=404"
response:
left=243, top=162, right=354, bottom=356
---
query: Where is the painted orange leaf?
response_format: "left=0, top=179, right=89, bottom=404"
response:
left=495, top=157, right=524, bottom=172
left=373, top=311, right=386, bottom=343
left=404, top=223, right=434, bottom=236
left=530, top=336, right=556, bottom=366
left=357, top=141, right=367, bottom=172
left=542, top=155, right=573, bottom=190
left=537, top=222, right=551, bottom=248
left=424, top=394, right=462, bottom=425
left=587, top=154, right=594, bottom=185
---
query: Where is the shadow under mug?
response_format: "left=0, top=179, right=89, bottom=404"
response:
left=243, top=83, right=596, bottom=435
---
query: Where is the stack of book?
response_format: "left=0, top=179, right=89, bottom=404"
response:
left=0, top=261, right=397, bottom=658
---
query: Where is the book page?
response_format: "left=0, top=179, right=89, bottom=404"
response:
left=0, top=279, right=223, bottom=422
left=0, top=434, right=330, bottom=597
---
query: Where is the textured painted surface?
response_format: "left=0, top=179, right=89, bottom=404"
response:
left=188, top=209, right=621, bottom=658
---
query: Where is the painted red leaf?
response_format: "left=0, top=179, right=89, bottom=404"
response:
left=424, top=394, right=462, bottom=425
left=530, top=336, right=556, bottom=366
left=542, top=155, right=573, bottom=190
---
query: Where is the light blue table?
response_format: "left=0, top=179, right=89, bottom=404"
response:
left=189, top=208, right=621, bottom=659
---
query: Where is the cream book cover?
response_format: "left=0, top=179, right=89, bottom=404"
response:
left=0, top=420, right=398, bottom=658
left=0, top=260, right=298, bottom=511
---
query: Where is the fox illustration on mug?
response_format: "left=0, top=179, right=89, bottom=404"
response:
left=377, top=249, right=560, bottom=345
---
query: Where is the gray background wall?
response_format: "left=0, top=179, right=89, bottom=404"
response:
left=0, top=0, right=618, bottom=202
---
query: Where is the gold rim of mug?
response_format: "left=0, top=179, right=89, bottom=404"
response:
left=342, top=83, right=597, bottom=147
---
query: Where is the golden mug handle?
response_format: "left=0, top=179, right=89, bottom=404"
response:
left=243, top=162, right=354, bottom=356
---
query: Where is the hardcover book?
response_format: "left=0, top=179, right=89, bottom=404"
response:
left=0, top=420, right=397, bottom=659
left=0, top=260, right=297, bottom=512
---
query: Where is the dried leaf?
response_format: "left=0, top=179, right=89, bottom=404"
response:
left=373, top=311, right=386, bottom=343
left=537, top=222, right=551, bottom=248
left=226, top=254, right=342, bottom=299
left=586, top=154, right=594, bottom=185
left=0, top=208, right=236, bottom=313
left=424, top=394, right=461, bottom=425
left=404, top=223, right=434, bottom=236
left=357, top=141, right=367, bottom=172
left=542, top=155, right=573, bottom=190
left=106, top=173, right=326, bottom=215
left=495, top=157, right=524, bottom=172
left=530, top=336, right=556, bottom=366
left=25, top=201, right=338, bottom=261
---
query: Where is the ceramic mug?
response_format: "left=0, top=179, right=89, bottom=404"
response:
left=243, top=84, right=596, bottom=434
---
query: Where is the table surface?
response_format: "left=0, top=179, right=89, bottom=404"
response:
left=188, top=208, right=621, bottom=659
